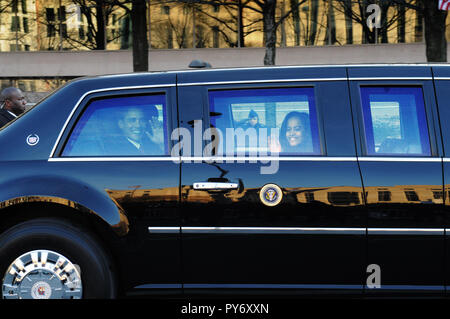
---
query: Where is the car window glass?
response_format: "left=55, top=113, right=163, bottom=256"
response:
left=360, top=86, right=431, bottom=156
left=62, top=94, right=168, bottom=156
left=208, top=88, right=321, bottom=156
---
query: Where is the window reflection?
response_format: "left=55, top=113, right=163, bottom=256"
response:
left=62, top=94, right=168, bottom=157
left=360, top=86, right=431, bottom=156
left=209, top=87, right=321, bottom=156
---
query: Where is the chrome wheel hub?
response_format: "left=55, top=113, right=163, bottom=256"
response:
left=2, top=250, right=82, bottom=299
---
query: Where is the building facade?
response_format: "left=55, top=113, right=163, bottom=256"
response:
left=0, top=0, right=448, bottom=96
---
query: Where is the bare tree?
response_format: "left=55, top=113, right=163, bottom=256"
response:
left=334, top=0, right=447, bottom=62
left=35, top=0, right=126, bottom=51
left=111, top=0, right=148, bottom=71
left=419, top=0, right=447, bottom=62
left=164, top=0, right=309, bottom=65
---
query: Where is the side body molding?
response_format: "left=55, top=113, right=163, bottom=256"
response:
left=0, top=175, right=129, bottom=236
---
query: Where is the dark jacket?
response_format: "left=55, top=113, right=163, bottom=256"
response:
left=0, top=108, right=16, bottom=128
left=103, top=135, right=164, bottom=156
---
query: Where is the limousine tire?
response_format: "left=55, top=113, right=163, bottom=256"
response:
left=0, top=218, right=117, bottom=299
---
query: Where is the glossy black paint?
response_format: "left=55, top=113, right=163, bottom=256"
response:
left=0, top=65, right=449, bottom=296
left=348, top=68, right=445, bottom=294
left=433, top=66, right=450, bottom=292
left=178, top=68, right=366, bottom=290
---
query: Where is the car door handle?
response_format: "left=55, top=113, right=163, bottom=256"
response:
left=193, top=182, right=239, bottom=190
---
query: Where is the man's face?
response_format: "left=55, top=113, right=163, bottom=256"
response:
left=118, top=109, right=146, bottom=142
left=6, top=89, right=26, bottom=116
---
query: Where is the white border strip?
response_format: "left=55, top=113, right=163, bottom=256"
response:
left=49, top=84, right=175, bottom=158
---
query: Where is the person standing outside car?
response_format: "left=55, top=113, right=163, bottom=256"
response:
left=0, top=87, right=27, bottom=128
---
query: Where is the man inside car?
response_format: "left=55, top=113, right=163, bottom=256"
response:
left=0, top=87, right=27, bottom=128
left=105, top=107, right=163, bottom=156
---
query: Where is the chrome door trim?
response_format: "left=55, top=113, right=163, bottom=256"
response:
left=148, top=226, right=445, bottom=235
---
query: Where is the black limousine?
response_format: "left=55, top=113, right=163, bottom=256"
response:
left=1, top=64, right=450, bottom=299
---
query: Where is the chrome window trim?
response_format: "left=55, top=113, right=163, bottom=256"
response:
left=169, top=63, right=449, bottom=74
left=50, top=75, right=442, bottom=159
left=368, top=228, right=443, bottom=235
left=178, top=78, right=348, bottom=86
left=49, top=84, right=176, bottom=158
left=49, top=157, right=178, bottom=162
left=49, top=156, right=442, bottom=162
left=358, top=157, right=441, bottom=162
left=177, top=77, right=433, bottom=87
left=349, top=77, right=432, bottom=81
left=50, top=156, right=358, bottom=162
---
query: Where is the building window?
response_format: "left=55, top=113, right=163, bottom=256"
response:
left=11, top=16, right=20, bottom=32
left=46, top=8, right=56, bottom=37
left=162, top=5, right=170, bottom=15
left=378, top=190, right=391, bottom=202
left=432, top=191, right=443, bottom=199
left=79, top=26, right=85, bottom=39
left=23, top=17, right=29, bottom=33
left=21, top=0, right=27, bottom=14
left=305, top=192, right=315, bottom=203
left=46, top=8, right=55, bottom=22
left=12, top=0, right=18, bottom=13
left=212, top=26, right=219, bottom=48
left=405, top=190, right=419, bottom=202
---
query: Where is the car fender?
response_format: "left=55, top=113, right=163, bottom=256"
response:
left=0, top=174, right=129, bottom=236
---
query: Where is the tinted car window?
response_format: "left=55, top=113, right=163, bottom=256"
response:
left=208, top=88, right=321, bottom=155
left=62, top=94, right=168, bottom=156
left=360, top=86, right=431, bottom=156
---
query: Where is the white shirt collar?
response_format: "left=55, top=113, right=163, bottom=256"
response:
left=127, top=138, right=140, bottom=149
left=6, top=110, right=17, bottom=118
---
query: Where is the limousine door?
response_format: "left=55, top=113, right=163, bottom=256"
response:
left=348, top=66, right=445, bottom=294
left=53, top=79, right=182, bottom=292
left=177, top=67, right=366, bottom=293
left=431, top=66, right=450, bottom=293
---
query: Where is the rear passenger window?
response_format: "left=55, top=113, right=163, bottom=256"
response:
left=208, top=88, right=321, bottom=155
left=360, top=87, right=431, bottom=156
left=62, top=94, right=169, bottom=156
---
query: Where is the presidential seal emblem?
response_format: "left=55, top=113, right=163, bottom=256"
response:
left=26, top=134, right=39, bottom=146
left=31, top=281, right=52, bottom=299
left=259, top=183, right=283, bottom=207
